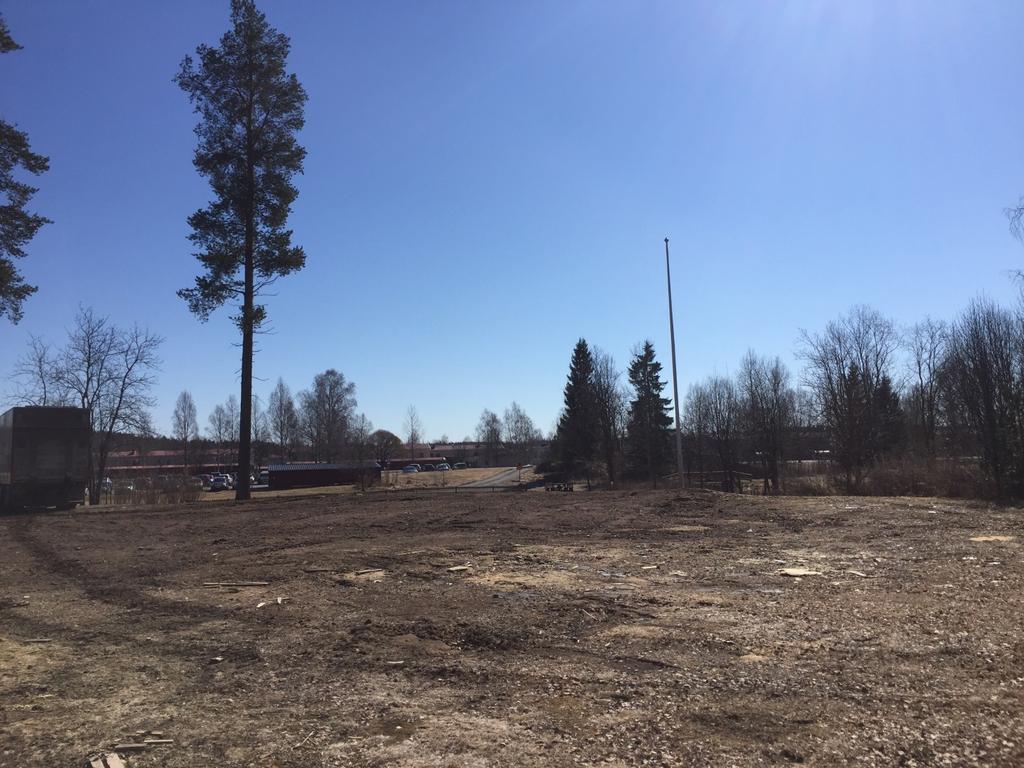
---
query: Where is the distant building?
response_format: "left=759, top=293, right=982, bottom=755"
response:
left=107, top=447, right=237, bottom=476
left=429, top=441, right=550, bottom=467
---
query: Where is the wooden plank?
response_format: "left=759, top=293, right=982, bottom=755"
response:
left=104, top=755, right=127, bottom=768
left=199, top=581, right=270, bottom=589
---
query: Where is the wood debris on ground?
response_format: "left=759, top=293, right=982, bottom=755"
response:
left=969, top=535, right=1016, bottom=542
left=202, top=581, right=269, bottom=587
left=87, top=753, right=126, bottom=768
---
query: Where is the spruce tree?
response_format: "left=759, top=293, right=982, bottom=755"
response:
left=0, top=15, right=50, bottom=323
left=556, top=339, right=600, bottom=484
left=176, top=0, right=307, bottom=500
left=625, top=341, right=673, bottom=486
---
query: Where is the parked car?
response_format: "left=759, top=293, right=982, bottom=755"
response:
left=453, top=462, right=467, bottom=470
left=258, top=469, right=269, bottom=485
left=196, top=474, right=213, bottom=489
left=436, top=463, right=451, bottom=471
left=402, top=465, right=420, bottom=473
left=209, top=475, right=230, bottom=491
left=422, top=463, right=435, bottom=471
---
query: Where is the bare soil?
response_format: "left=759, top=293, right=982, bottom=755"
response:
left=1, top=490, right=1022, bottom=767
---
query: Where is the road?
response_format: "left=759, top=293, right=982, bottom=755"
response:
left=462, top=466, right=522, bottom=487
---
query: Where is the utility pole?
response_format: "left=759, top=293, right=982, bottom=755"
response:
left=665, top=238, right=685, bottom=490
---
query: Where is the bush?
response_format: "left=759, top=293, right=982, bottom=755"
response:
left=782, top=475, right=835, bottom=496
left=861, top=457, right=994, bottom=498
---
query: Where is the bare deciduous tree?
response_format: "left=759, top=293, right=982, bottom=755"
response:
left=683, top=383, right=711, bottom=488
left=372, top=429, right=403, bottom=467
left=349, top=413, right=374, bottom=489
left=706, top=375, right=740, bottom=491
left=10, top=335, right=65, bottom=406
left=738, top=352, right=794, bottom=494
left=299, top=369, right=356, bottom=462
left=64, top=309, right=162, bottom=501
left=503, top=401, right=540, bottom=464
left=267, top=378, right=299, bottom=461
left=798, top=305, right=902, bottom=492
left=172, top=391, right=199, bottom=474
left=1007, top=196, right=1024, bottom=283
left=904, top=318, right=947, bottom=458
left=251, top=394, right=270, bottom=467
left=476, top=409, right=503, bottom=466
left=208, top=400, right=233, bottom=471
left=225, top=394, right=240, bottom=446
left=13, top=307, right=163, bottom=503
left=592, top=348, right=627, bottom=485
left=403, top=405, right=422, bottom=460
left=942, top=299, right=1024, bottom=497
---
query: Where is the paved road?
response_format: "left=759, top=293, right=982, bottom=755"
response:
left=462, top=467, right=522, bottom=488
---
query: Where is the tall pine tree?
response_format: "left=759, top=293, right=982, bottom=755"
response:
left=556, top=339, right=600, bottom=485
left=176, top=0, right=307, bottom=500
left=625, top=341, right=673, bottom=487
left=0, top=15, right=50, bottom=323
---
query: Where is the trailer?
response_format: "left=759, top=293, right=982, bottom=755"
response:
left=0, top=406, right=91, bottom=513
left=267, top=461, right=380, bottom=491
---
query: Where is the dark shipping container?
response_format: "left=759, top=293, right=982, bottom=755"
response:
left=0, top=406, right=91, bottom=512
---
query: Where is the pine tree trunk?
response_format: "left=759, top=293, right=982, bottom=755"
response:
left=237, top=251, right=254, bottom=501
left=236, top=67, right=256, bottom=503
left=236, top=108, right=255, bottom=501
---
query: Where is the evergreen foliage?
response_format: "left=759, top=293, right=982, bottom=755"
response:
left=176, top=0, right=307, bottom=499
left=556, top=339, right=600, bottom=477
left=625, top=341, right=673, bottom=486
left=0, top=14, right=50, bottom=323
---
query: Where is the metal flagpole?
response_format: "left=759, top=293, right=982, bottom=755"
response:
left=665, top=238, right=685, bottom=490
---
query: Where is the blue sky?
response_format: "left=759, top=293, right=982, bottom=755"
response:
left=1, top=1, right=1022, bottom=440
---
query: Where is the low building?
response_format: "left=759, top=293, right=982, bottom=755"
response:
left=268, top=461, right=380, bottom=490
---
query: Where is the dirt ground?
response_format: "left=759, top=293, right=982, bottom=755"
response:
left=1, top=490, right=1022, bottom=767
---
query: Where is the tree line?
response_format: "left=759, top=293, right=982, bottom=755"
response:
left=473, top=402, right=544, bottom=466
left=173, top=370, right=408, bottom=473
left=552, top=294, right=1024, bottom=499
left=5, top=4, right=1024, bottom=500
left=554, top=339, right=675, bottom=489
